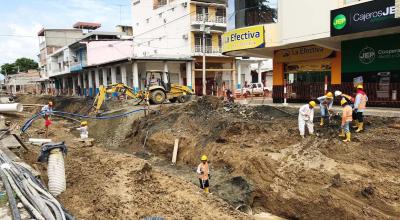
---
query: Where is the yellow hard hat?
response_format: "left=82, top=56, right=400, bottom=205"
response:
left=340, top=98, right=347, bottom=106
left=356, top=84, right=363, bottom=90
left=81, top=121, right=88, bottom=126
left=201, top=155, right=208, bottom=161
left=326, top=92, right=333, bottom=99
left=309, top=101, right=316, bottom=107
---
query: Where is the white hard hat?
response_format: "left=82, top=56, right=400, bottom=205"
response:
left=334, top=91, right=342, bottom=97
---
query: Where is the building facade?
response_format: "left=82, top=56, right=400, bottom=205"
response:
left=223, top=0, right=400, bottom=107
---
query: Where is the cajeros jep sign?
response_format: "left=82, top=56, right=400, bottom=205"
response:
left=331, top=0, right=400, bottom=36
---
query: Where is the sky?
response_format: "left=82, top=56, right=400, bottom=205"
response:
left=0, top=0, right=132, bottom=66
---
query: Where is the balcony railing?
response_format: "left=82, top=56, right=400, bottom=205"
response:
left=194, top=45, right=222, bottom=54
left=192, top=14, right=226, bottom=24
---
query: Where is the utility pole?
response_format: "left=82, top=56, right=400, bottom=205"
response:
left=202, top=7, right=207, bottom=96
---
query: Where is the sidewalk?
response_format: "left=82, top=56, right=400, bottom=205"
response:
left=237, top=98, right=400, bottom=118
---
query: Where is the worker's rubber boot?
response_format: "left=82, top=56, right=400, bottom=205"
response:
left=343, top=132, right=351, bottom=142
left=339, top=129, right=345, bottom=137
left=352, top=120, right=359, bottom=128
left=356, top=122, right=364, bottom=133
left=204, top=187, right=209, bottom=194
left=320, top=118, right=324, bottom=126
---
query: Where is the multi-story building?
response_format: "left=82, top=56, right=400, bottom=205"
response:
left=223, top=0, right=400, bottom=107
left=132, top=0, right=240, bottom=96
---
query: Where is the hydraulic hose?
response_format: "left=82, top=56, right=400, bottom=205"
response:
left=0, top=168, right=21, bottom=220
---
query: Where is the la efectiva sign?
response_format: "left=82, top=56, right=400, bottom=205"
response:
left=331, top=0, right=400, bottom=36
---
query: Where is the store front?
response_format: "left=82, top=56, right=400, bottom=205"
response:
left=339, top=34, right=400, bottom=106
left=272, top=45, right=341, bottom=103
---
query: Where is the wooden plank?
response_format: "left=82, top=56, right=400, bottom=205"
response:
left=171, top=138, right=179, bottom=165
left=0, top=136, right=21, bottom=149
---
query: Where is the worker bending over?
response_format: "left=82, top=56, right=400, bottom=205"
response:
left=197, top=155, right=210, bottom=193
left=41, top=101, right=54, bottom=116
left=317, top=92, right=334, bottom=126
left=76, top=121, right=89, bottom=139
left=340, top=99, right=352, bottom=142
left=298, top=101, right=316, bottom=138
left=354, top=85, right=368, bottom=133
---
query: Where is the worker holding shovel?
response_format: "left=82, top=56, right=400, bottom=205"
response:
left=197, top=155, right=210, bottom=194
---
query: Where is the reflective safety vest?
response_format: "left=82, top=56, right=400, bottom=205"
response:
left=357, top=93, right=367, bottom=110
left=342, top=105, right=353, bottom=123
left=197, top=162, right=209, bottom=180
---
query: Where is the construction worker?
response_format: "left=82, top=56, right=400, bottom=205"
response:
left=317, top=92, right=334, bottom=126
left=197, top=155, right=210, bottom=193
left=298, top=101, right=316, bottom=138
left=76, top=121, right=89, bottom=139
left=41, top=101, right=54, bottom=116
left=340, top=98, right=352, bottom=142
left=354, top=85, right=368, bottom=133
left=44, top=114, right=52, bottom=138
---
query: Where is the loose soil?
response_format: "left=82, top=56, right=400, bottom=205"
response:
left=14, top=95, right=400, bottom=219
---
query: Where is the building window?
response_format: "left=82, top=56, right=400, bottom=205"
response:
left=153, top=0, right=167, bottom=9
left=196, top=6, right=209, bottom=21
left=228, top=0, right=277, bottom=30
left=194, top=34, right=212, bottom=52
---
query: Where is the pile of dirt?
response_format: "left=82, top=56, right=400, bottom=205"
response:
left=123, top=96, right=400, bottom=219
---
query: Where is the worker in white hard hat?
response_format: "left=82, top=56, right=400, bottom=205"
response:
left=197, top=155, right=210, bottom=193
left=340, top=98, right=353, bottom=142
left=298, top=101, right=316, bottom=138
left=76, top=121, right=89, bottom=139
left=317, top=92, right=334, bottom=126
left=354, top=84, right=368, bottom=133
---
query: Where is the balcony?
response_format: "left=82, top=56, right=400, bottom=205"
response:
left=191, top=14, right=226, bottom=26
left=193, top=45, right=222, bottom=55
left=70, top=60, right=87, bottom=72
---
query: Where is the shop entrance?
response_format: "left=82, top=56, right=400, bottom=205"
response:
left=285, top=71, right=331, bottom=102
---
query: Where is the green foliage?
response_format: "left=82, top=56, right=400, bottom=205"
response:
left=1, top=58, right=38, bottom=75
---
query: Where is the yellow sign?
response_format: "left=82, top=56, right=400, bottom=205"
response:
left=222, top=25, right=265, bottom=53
left=286, top=60, right=331, bottom=73
left=275, top=46, right=333, bottom=63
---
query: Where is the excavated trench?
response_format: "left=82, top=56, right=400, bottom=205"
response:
left=16, top=95, right=400, bottom=219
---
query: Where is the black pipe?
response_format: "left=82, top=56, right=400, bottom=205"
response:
left=0, top=169, right=21, bottom=220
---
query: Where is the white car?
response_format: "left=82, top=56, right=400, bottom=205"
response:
left=242, top=83, right=266, bottom=96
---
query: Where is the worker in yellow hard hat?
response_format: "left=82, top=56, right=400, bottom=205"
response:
left=76, top=121, right=89, bottom=139
left=197, top=155, right=210, bottom=193
left=317, top=92, right=334, bottom=126
left=354, top=84, right=368, bottom=133
left=298, top=101, right=315, bottom=138
left=340, top=98, right=352, bottom=142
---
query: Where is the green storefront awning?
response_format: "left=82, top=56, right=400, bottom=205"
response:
left=342, top=34, right=400, bottom=73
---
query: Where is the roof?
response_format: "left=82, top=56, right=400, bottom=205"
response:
left=37, top=28, right=82, bottom=36
left=84, top=56, right=194, bottom=68
left=73, top=22, right=101, bottom=30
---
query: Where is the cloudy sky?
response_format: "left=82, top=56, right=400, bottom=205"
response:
left=0, top=0, right=131, bottom=66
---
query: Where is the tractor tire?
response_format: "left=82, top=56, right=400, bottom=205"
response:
left=169, top=97, right=178, bottom=103
left=151, top=90, right=166, bottom=104
left=177, top=95, right=187, bottom=103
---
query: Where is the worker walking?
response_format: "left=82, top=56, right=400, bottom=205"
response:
left=41, top=101, right=54, bottom=116
left=298, top=101, right=316, bottom=138
left=76, top=121, right=89, bottom=139
left=340, top=99, right=353, bottom=142
left=354, top=85, right=368, bottom=133
left=197, top=155, right=210, bottom=194
left=317, top=92, right=334, bottom=126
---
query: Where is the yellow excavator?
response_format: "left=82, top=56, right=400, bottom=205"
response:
left=91, top=70, right=194, bottom=113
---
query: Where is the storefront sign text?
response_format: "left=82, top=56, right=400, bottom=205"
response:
left=222, top=25, right=265, bottom=53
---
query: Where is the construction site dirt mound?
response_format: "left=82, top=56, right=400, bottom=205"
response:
left=123, top=96, right=400, bottom=219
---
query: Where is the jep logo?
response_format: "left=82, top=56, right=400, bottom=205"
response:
left=359, top=46, right=375, bottom=64
left=333, top=14, right=347, bottom=30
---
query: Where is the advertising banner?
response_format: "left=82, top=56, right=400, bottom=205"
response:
left=275, top=45, right=333, bottom=63
left=222, top=25, right=265, bottom=53
left=342, top=34, right=400, bottom=73
left=331, top=0, right=400, bottom=36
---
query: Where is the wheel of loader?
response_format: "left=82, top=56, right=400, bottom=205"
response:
left=169, top=97, right=178, bottom=103
left=151, top=89, right=166, bottom=104
left=177, top=95, right=187, bottom=103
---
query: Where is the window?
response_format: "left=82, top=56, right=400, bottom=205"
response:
left=153, top=0, right=167, bottom=9
left=194, top=34, right=212, bottom=52
left=228, top=0, right=277, bottom=30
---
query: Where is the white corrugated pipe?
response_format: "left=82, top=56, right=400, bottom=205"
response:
left=47, top=148, right=66, bottom=196
left=0, top=103, right=23, bottom=112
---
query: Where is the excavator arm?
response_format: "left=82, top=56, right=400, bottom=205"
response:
left=92, top=83, right=145, bottom=113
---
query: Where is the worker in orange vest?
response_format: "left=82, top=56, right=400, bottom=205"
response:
left=197, top=155, right=210, bottom=193
left=340, top=98, right=353, bottom=142
left=354, top=85, right=368, bottom=133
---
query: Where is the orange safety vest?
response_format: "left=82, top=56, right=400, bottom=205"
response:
left=357, top=93, right=367, bottom=110
left=342, top=105, right=353, bottom=123
left=197, top=162, right=209, bottom=180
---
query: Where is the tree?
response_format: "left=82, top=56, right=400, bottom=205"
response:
left=0, top=63, right=17, bottom=75
left=14, top=58, right=38, bottom=72
left=0, top=58, right=39, bottom=75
